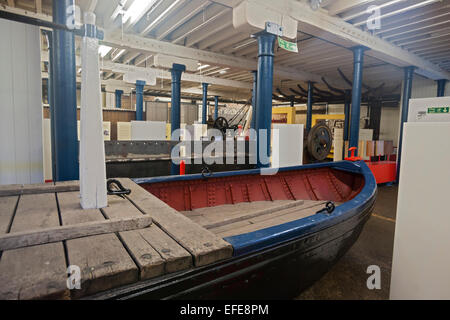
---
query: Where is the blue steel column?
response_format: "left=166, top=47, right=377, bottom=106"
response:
left=202, top=83, right=209, bottom=124
left=214, top=96, right=219, bottom=120
left=251, top=70, right=257, bottom=129
left=171, top=64, right=186, bottom=175
left=348, top=46, right=367, bottom=157
left=306, top=81, right=313, bottom=133
left=135, top=80, right=145, bottom=120
left=396, top=66, right=415, bottom=183
left=255, top=32, right=276, bottom=168
left=437, top=79, right=447, bottom=97
left=343, top=89, right=351, bottom=159
left=115, top=90, right=123, bottom=108
left=51, top=0, right=78, bottom=181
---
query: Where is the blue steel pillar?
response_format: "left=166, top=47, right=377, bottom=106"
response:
left=306, top=81, right=313, bottom=133
left=437, top=79, right=447, bottom=97
left=396, top=66, right=415, bottom=183
left=202, top=83, right=209, bottom=124
left=135, top=80, right=145, bottom=120
left=251, top=70, right=257, bottom=129
left=343, top=89, right=351, bottom=159
left=255, top=32, right=276, bottom=168
left=170, top=64, right=186, bottom=175
left=115, top=90, right=123, bottom=108
left=214, top=96, right=219, bottom=120
left=51, top=0, right=78, bottom=181
left=348, top=46, right=367, bottom=157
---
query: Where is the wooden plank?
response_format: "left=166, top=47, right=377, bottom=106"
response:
left=57, top=191, right=138, bottom=299
left=202, top=200, right=305, bottom=230
left=0, top=215, right=153, bottom=251
left=215, top=201, right=328, bottom=238
left=0, top=182, right=79, bottom=197
left=103, top=194, right=192, bottom=278
left=0, top=196, right=18, bottom=234
left=0, top=194, right=69, bottom=300
left=118, top=178, right=233, bottom=267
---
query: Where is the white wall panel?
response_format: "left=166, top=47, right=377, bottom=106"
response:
left=0, top=20, right=43, bottom=185
left=390, top=122, right=450, bottom=299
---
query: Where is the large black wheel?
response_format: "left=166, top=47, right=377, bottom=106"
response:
left=306, top=123, right=333, bottom=161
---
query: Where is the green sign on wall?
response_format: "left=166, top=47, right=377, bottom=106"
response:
left=278, top=37, right=298, bottom=53
left=427, top=107, right=450, bottom=114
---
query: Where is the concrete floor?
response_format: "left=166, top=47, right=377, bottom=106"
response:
left=296, top=185, right=398, bottom=300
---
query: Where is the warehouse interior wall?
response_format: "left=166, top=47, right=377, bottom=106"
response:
left=0, top=19, right=43, bottom=185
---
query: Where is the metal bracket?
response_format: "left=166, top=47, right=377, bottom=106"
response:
left=265, top=22, right=283, bottom=37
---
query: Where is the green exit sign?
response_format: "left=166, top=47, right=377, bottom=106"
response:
left=427, top=107, right=450, bottom=114
left=278, top=37, right=298, bottom=53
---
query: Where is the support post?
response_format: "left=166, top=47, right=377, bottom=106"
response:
left=115, top=89, right=123, bottom=108
left=79, top=12, right=107, bottom=209
left=251, top=70, right=257, bottom=130
left=135, top=80, right=145, bottom=120
left=214, top=96, right=219, bottom=120
left=343, top=89, right=351, bottom=159
left=202, top=83, right=209, bottom=124
left=396, top=66, right=415, bottom=183
left=51, top=0, right=78, bottom=181
left=437, top=79, right=447, bottom=97
left=255, top=30, right=276, bottom=168
left=348, top=46, right=367, bottom=157
left=306, top=81, right=313, bottom=133
left=170, top=63, right=186, bottom=175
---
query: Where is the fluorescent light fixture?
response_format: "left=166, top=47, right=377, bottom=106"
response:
left=77, top=68, right=82, bottom=73
left=111, top=49, right=126, bottom=62
left=197, top=64, right=210, bottom=71
left=219, top=69, right=228, bottom=74
left=123, top=0, right=158, bottom=25
left=98, top=45, right=112, bottom=57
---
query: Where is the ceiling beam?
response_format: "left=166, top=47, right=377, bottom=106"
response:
left=326, top=0, right=376, bottom=16
left=101, top=32, right=334, bottom=84
left=287, top=0, right=450, bottom=80
left=101, top=61, right=253, bottom=89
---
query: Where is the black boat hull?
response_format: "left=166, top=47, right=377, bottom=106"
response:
left=89, top=192, right=374, bottom=300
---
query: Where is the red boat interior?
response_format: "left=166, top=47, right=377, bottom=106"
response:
left=140, top=167, right=364, bottom=212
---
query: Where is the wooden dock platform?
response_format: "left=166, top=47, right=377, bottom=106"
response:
left=0, top=178, right=232, bottom=300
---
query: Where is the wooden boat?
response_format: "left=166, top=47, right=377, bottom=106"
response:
left=100, top=159, right=376, bottom=299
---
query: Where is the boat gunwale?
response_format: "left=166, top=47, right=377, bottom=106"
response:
left=132, top=160, right=377, bottom=256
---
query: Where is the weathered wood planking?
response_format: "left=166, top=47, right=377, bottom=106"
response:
left=0, top=194, right=69, bottom=300
left=118, top=178, right=233, bottom=267
left=0, top=196, right=18, bottom=234
left=212, top=201, right=328, bottom=238
left=0, top=181, right=79, bottom=197
left=0, top=215, right=153, bottom=251
left=57, top=192, right=138, bottom=299
left=103, top=194, right=192, bottom=278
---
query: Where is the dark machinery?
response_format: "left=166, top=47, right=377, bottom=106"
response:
left=305, top=123, right=333, bottom=162
left=213, top=103, right=250, bottom=134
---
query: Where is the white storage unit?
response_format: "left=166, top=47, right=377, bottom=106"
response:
left=131, top=121, right=166, bottom=140
left=0, top=20, right=43, bottom=185
left=272, top=124, right=304, bottom=168
left=77, top=121, right=111, bottom=141
left=390, top=122, right=450, bottom=299
left=117, top=122, right=132, bottom=140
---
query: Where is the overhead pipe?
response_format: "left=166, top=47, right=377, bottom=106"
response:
left=170, top=63, right=186, bottom=175
left=437, top=79, right=447, bottom=97
left=51, top=0, right=79, bottom=181
left=135, top=80, right=145, bottom=120
left=255, top=30, right=276, bottom=168
left=396, top=66, right=415, bottom=183
left=202, top=83, right=209, bottom=124
left=348, top=46, right=367, bottom=157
